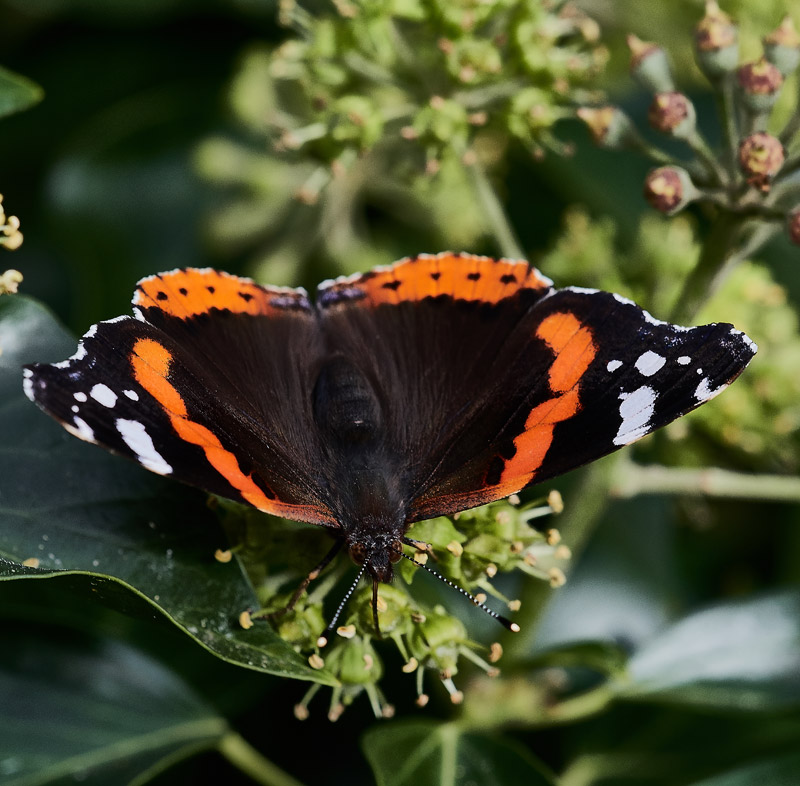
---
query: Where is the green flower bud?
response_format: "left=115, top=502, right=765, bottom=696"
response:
left=737, top=58, right=783, bottom=113
left=694, top=0, right=739, bottom=78
left=647, top=92, right=697, bottom=139
left=329, top=95, right=384, bottom=150
left=627, top=34, right=675, bottom=93
left=412, top=96, right=470, bottom=151
left=352, top=583, right=412, bottom=637
left=738, top=132, right=785, bottom=191
left=764, top=16, right=800, bottom=76
left=442, top=37, right=502, bottom=84
left=507, top=88, right=560, bottom=143
left=410, top=609, right=467, bottom=676
left=338, top=637, right=383, bottom=685
left=643, top=166, right=700, bottom=215
left=576, top=106, right=638, bottom=150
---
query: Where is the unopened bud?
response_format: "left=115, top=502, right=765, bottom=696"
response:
left=648, top=92, right=696, bottom=139
left=738, top=132, right=784, bottom=191
left=576, top=106, right=638, bottom=150
left=643, top=166, right=700, bottom=215
left=694, top=1, right=739, bottom=77
left=627, top=35, right=675, bottom=93
left=737, top=58, right=783, bottom=112
left=786, top=207, right=800, bottom=246
left=764, top=17, right=800, bottom=76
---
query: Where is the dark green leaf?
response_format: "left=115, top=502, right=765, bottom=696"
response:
left=0, top=295, right=335, bottom=685
left=687, top=752, right=800, bottom=786
left=0, top=66, right=43, bottom=119
left=0, top=625, right=226, bottom=785
left=362, top=720, right=556, bottom=786
left=621, top=591, right=800, bottom=711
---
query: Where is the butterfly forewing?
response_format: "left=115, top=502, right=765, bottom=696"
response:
left=25, top=269, right=337, bottom=526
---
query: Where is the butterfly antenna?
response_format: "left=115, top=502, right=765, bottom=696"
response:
left=396, top=545, right=520, bottom=633
left=317, top=554, right=371, bottom=648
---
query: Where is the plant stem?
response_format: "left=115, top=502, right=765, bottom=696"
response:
left=717, top=74, right=740, bottom=185
left=669, top=210, right=743, bottom=324
left=467, top=161, right=524, bottom=258
left=218, top=732, right=307, bottom=786
left=611, top=463, right=800, bottom=502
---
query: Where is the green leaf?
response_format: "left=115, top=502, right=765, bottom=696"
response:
left=0, top=624, right=227, bottom=785
left=0, top=66, right=43, bottom=119
left=362, top=720, right=556, bottom=786
left=0, top=295, right=335, bottom=685
left=687, top=752, right=800, bottom=786
left=621, top=591, right=800, bottom=711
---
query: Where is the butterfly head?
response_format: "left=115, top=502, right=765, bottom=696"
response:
left=347, top=536, right=403, bottom=583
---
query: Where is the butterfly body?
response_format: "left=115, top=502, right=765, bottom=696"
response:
left=23, top=253, right=757, bottom=592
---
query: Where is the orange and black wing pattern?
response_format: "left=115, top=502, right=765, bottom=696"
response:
left=25, top=268, right=337, bottom=526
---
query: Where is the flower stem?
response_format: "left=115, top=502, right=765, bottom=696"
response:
left=668, top=210, right=743, bottom=324
left=611, top=463, right=800, bottom=502
left=218, top=732, right=307, bottom=786
left=467, top=161, right=524, bottom=258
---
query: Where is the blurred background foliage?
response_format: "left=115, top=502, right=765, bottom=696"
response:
left=2, top=0, right=800, bottom=784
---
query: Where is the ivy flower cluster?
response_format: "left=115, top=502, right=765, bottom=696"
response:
left=226, top=492, right=568, bottom=719
left=578, top=2, right=800, bottom=248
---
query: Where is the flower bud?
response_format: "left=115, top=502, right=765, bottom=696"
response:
left=694, top=0, right=739, bottom=78
left=576, top=106, right=638, bottom=149
left=738, top=132, right=784, bottom=191
left=737, top=58, right=783, bottom=113
left=787, top=207, right=800, bottom=246
left=764, top=16, right=800, bottom=76
left=643, top=166, right=700, bottom=215
left=627, top=34, right=675, bottom=93
left=648, top=92, right=696, bottom=138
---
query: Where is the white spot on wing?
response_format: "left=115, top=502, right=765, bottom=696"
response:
left=65, top=417, right=96, bottom=443
left=695, top=377, right=728, bottom=402
left=115, top=418, right=172, bottom=475
left=22, top=369, right=34, bottom=401
left=677, top=356, right=691, bottom=365
left=90, top=383, right=117, bottom=408
left=614, top=385, right=657, bottom=446
left=74, top=392, right=88, bottom=403
left=124, top=389, right=139, bottom=401
left=71, top=405, right=79, bottom=413
left=607, top=360, right=622, bottom=372
left=730, top=328, right=758, bottom=353
left=635, top=351, right=666, bottom=377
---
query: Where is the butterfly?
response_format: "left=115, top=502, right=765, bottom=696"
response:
left=23, top=253, right=756, bottom=632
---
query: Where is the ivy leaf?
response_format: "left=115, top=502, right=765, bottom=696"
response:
left=621, top=591, right=800, bottom=711
left=0, top=295, right=335, bottom=685
left=0, top=66, right=43, bottom=119
left=362, top=720, right=556, bottom=786
left=0, top=624, right=228, bottom=785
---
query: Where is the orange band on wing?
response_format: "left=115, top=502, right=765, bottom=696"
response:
left=496, top=313, right=596, bottom=491
left=536, top=312, right=597, bottom=392
left=131, top=338, right=277, bottom=513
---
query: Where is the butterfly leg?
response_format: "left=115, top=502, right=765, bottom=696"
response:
left=260, top=538, right=344, bottom=621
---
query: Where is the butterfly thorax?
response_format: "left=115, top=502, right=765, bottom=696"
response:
left=313, top=356, right=408, bottom=582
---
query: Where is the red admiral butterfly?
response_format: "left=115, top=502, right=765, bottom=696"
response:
left=23, top=253, right=756, bottom=632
